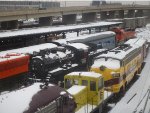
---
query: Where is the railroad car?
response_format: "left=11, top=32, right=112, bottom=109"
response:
left=0, top=83, right=76, bottom=113
left=125, top=38, right=148, bottom=62
left=90, top=43, right=144, bottom=94
left=0, top=42, right=90, bottom=82
left=111, top=27, right=136, bottom=44
left=64, top=72, right=105, bottom=113
left=107, top=17, right=146, bottom=29
left=0, top=53, right=30, bottom=89
left=56, top=31, right=116, bottom=50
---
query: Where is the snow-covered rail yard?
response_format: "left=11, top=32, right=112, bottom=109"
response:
left=105, top=24, right=150, bottom=113
left=0, top=22, right=150, bottom=113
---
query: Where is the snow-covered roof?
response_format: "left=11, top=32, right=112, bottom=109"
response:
left=125, top=38, right=147, bottom=47
left=0, top=53, right=27, bottom=62
left=0, top=43, right=57, bottom=56
left=67, top=85, right=86, bottom=95
left=91, top=57, right=120, bottom=69
left=136, top=17, right=146, bottom=19
left=66, top=71, right=102, bottom=78
left=91, top=44, right=140, bottom=69
left=106, top=18, right=124, bottom=22
left=96, top=44, right=138, bottom=60
left=68, top=43, right=89, bottom=50
left=0, top=21, right=122, bottom=38
left=55, top=31, right=115, bottom=44
left=124, top=18, right=135, bottom=20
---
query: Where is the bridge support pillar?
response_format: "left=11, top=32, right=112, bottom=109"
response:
left=118, top=10, right=124, bottom=18
left=39, top=17, right=53, bottom=26
left=143, top=10, right=150, bottom=23
left=62, top=14, right=76, bottom=24
left=82, top=12, right=96, bottom=22
left=108, top=11, right=115, bottom=19
left=100, top=12, right=107, bottom=20
left=1, top=20, right=19, bottom=30
left=135, top=10, right=143, bottom=17
left=127, top=10, right=135, bottom=18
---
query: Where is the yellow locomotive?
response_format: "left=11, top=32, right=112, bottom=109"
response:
left=90, top=38, right=147, bottom=93
left=63, top=38, right=148, bottom=113
left=64, top=72, right=105, bottom=113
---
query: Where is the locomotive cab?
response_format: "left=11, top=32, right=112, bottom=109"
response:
left=64, top=72, right=104, bottom=113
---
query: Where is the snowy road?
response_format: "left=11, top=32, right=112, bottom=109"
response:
left=110, top=25, right=150, bottom=113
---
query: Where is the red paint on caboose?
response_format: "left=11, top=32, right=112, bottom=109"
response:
left=0, top=53, right=30, bottom=80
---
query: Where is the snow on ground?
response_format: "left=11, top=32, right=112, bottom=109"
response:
left=136, top=24, right=150, bottom=42
left=0, top=83, right=43, bottom=113
left=110, top=25, right=150, bottom=113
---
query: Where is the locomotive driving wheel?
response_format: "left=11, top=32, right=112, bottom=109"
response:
left=30, top=58, right=47, bottom=79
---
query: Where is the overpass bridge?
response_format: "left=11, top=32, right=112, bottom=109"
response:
left=1, top=4, right=150, bottom=29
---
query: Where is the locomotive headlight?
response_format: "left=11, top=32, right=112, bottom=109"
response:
left=111, top=72, right=120, bottom=78
left=99, top=65, right=106, bottom=71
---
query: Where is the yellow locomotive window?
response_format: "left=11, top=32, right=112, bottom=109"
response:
left=82, top=80, right=88, bottom=86
left=73, top=79, right=79, bottom=85
left=90, top=81, right=96, bottom=91
left=98, top=78, right=103, bottom=89
left=65, top=79, right=72, bottom=89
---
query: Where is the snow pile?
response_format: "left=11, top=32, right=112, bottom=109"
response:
left=136, top=24, right=150, bottom=42
left=0, top=83, right=42, bottom=113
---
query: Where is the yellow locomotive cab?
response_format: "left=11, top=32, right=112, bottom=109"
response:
left=90, top=58, right=123, bottom=93
left=64, top=72, right=104, bottom=113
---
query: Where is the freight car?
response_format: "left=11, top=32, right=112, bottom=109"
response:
left=0, top=53, right=30, bottom=90
left=90, top=38, right=148, bottom=94
left=0, top=83, right=76, bottom=113
left=107, top=17, right=146, bottom=29
left=125, top=38, right=148, bottom=61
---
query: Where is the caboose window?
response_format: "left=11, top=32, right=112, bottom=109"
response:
left=90, top=81, right=96, bottom=91
left=82, top=80, right=88, bottom=86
